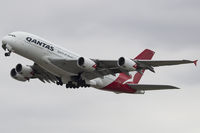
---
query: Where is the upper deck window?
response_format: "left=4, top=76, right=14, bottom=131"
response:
left=8, top=34, right=16, bottom=37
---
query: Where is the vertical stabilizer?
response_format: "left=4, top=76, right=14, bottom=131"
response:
left=134, top=49, right=155, bottom=60
left=132, top=49, right=155, bottom=84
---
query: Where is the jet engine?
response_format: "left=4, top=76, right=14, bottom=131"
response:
left=117, top=57, right=136, bottom=71
left=15, top=64, right=34, bottom=78
left=10, top=68, right=27, bottom=82
left=77, top=57, right=96, bottom=72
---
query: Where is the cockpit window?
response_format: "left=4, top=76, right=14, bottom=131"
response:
left=8, top=34, right=16, bottom=37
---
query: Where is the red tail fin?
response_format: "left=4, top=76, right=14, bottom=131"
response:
left=132, top=49, right=155, bottom=84
left=134, top=49, right=155, bottom=60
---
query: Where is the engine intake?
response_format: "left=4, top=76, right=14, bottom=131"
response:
left=10, top=68, right=27, bottom=82
left=78, top=57, right=85, bottom=66
left=16, top=64, right=34, bottom=78
left=77, top=57, right=96, bottom=72
left=117, top=57, right=136, bottom=71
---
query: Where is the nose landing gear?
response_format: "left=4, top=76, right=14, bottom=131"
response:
left=2, top=43, right=7, bottom=51
left=5, top=51, right=11, bottom=57
left=2, top=43, right=11, bottom=57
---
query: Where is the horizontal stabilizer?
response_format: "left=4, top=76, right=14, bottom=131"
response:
left=127, top=83, right=179, bottom=90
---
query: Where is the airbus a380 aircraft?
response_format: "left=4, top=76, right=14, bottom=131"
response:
left=2, top=31, right=197, bottom=94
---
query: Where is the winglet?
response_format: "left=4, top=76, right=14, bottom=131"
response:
left=194, top=60, right=198, bottom=66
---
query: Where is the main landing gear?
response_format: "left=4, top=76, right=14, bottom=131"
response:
left=56, top=77, right=63, bottom=86
left=65, top=80, right=90, bottom=89
left=56, top=80, right=90, bottom=89
left=56, top=74, right=90, bottom=89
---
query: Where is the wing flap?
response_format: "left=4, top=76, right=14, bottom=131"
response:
left=127, top=83, right=179, bottom=90
left=31, top=63, right=58, bottom=83
left=48, top=58, right=82, bottom=74
left=48, top=58, right=122, bottom=79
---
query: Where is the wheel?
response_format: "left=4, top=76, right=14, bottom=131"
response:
left=5, top=53, right=10, bottom=57
left=66, top=84, right=69, bottom=88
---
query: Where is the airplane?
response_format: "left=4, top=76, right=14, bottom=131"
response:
left=2, top=31, right=197, bottom=94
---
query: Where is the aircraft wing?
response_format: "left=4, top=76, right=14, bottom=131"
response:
left=48, top=58, right=197, bottom=80
left=31, top=63, right=59, bottom=83
left=133, top=60, right=197, bottom=67
left=48, top=58, right=122, bottom=80
left=132, top=59, right=197, bottom=73
left=127, top=83, right=179, bottom=90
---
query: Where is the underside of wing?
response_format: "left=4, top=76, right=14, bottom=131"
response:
left=48, top=58, right=122, bottom=80
left=31, top=63, right=59, bottom=83
left=48, top=58, right=82, bottom=74
left=127, top=83, right=180, bottom=90
left=47, top=45, right=197, bottom=81
left=48, top=57, right=197, bottom=80
left=134, top=60, right=196, bottom=67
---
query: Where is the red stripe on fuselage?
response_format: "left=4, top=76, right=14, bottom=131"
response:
left=102, top=73, right=137, bottom=93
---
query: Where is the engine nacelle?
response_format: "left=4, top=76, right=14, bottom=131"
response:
left=16, top=64, right=34, bottom=78
left=77, top=57, right=96, bottom=72
left=10, top=68, right=27, bottom=82
left=117, top=57, right=136, bottom=71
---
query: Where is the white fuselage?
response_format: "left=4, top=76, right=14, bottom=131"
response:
left=2, top=31, right=118, bottom=89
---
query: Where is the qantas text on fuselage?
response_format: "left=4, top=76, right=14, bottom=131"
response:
left=1, top=31, right=197, bottom=94
left=26, top=37, right=54, bottom=51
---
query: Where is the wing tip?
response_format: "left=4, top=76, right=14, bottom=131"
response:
left=193, top=60, right=198, bottom=66
left=166, top=85, right=180, bottom=89
left=173, top=86, right=180, bottom=89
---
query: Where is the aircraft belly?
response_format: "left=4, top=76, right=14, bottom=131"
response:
left=91, top=74, right=119, bottom=89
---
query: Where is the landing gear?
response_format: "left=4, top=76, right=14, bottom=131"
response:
left=56, top=77, right=63, bottom=86
left=2, top=43, right=11, bottom=57
left=66, top=81, right=76, bottom=88
left=5, top=51, right=11, bottom=57
left=2, top=43, right=7, bottom=51
left=56, top=74, right=90, bottom=89
left=65, top=80, right=90, bottom=89
left=56, top=81, right=63, bottom=86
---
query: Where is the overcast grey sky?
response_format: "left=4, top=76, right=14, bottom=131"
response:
left=0, top=0, right=200, bottom=133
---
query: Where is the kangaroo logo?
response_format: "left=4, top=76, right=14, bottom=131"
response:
left=122, top=74, right=134, bottom=84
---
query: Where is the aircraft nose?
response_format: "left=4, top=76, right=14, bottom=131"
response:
left=2, top=35, right=10, bottom=44
left=2, top=37, right=8, bottom=51
left=2, top=35, right=13, bottom=51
